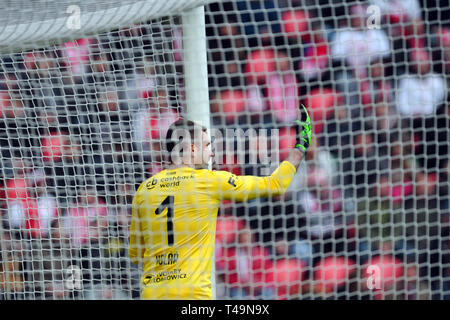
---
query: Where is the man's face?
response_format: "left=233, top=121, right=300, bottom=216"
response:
left=170, top=128, right=214, bottom=168
left=192, top=131, right=214, bottom=168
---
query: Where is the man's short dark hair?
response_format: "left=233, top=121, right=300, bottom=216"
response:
left=165, top=119, right=207, bottom=163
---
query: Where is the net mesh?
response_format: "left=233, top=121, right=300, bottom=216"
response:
left=0, top=0, right=449, bottom=300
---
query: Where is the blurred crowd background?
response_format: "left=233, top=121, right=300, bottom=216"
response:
left=0, top=0, right=449, bottom=299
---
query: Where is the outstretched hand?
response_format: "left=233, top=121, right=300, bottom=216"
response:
left=294, top=104, right=312, bottom=154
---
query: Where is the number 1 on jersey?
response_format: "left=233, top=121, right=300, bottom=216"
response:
left=155, top=195, right=174, bottom=246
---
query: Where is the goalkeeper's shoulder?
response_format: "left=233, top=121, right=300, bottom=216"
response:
left=197, top=167, right=236, bottom=185
left=196, top=166, right=235, bottom=178
left=195, top=168, right=242, bottom=194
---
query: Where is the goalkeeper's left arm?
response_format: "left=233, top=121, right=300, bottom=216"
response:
left=207, top=104, right=312, bottom=202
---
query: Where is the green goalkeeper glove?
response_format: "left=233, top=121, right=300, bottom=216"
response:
left=294, top=104, right=312, bottom=154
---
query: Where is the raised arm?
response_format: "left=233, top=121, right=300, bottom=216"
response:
left=212, top=161, right=296, bottom=202
left=211, top=105, right=312, bottom=201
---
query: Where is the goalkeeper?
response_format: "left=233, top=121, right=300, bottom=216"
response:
left=129, top=105, right=312, bottom=300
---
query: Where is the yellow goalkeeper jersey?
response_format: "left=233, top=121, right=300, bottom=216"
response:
left=129, top=161, right=296, bottom=300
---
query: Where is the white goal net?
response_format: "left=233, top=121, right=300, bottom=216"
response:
left=0, top=0, right=449, bottom=300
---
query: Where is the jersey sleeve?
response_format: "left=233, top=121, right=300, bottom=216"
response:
left=129, top=185, right=145, bottom=265
left=210, top=161, right=297, bottom=201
